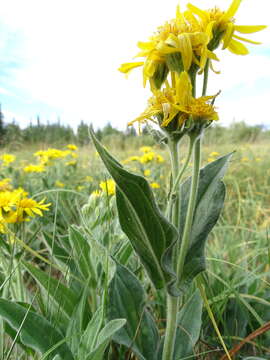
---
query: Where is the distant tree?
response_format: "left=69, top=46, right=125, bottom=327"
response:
left=77, top=120, right=90, bottom=145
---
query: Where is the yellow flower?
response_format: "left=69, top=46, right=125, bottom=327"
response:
left=65, top=160, right=77, bottom=166
left=119, top=5, right=218, bottom=87
left=187, top=0, right=266, bottom=56
left=0, top=154, right=16, bottom=166
left=255, top=157, right=262, bottom=162
left=209, top=151, right=220, bottom=157
left=122, top=156, right=141, bottom=164
left=0, top=178, right=13, bottom=192
left=144, top=169, right=151, bottom=177
left=34, top=148, right=70, bottom=163
left=207, top=157, right=215, bottom=163
left=150, top=182, right=160, bottom=189
left=91, top=189, right=102, bottom=197
left=99, top=179, right=116, bottom=196
left=10, top=198, right=51, bottom=222
left=76, top=185, right=85, bottom=191
left=130, top=71, right=218, bottom=129
left=140, top=152, right=155, bottom=164
left=241, top=157, right=249, bottom=162
left=24, top=164, right=45, bottom=173
left=156, top=155, right=165, bottom=163
left=0, top=191, right=17, bottom=216
left=139, top=146, right=152, bottom=153
left=67, top=144, right=78, bottom=151
left=55, top=181, right=65, bottom=188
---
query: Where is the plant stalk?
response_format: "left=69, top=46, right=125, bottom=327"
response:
left=162, top=137, right=180, bottom=360
left=176, top=135, right=201, bottom=287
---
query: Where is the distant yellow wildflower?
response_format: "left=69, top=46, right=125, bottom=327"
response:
left=156, top=155, right=164, bottom=163
left=140, top=152, right=155, bottom=164
left=65, top=160, right=77, bottom=166
left=55, top=181, right=65, bottom=188
left=24, top=164, right=45, bottom=173
left=0, top=178, right=13, bottom=192
left=144, top=169, right=151, bottom=177
left=67, top=144, right=78, bottom=151
left=150, top=182, right=160, bottom=189
left=99, top=179, right=116, bottom=196
left=209, top=151, right=220, bottom=157
left=139, top=146, right=152, bottom=153
left=91, top=189, right=102, bottom=197
left=0, top=154, right=16, bottom=166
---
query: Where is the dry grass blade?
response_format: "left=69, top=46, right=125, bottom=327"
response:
left=220, top=321, right=270, bottom=360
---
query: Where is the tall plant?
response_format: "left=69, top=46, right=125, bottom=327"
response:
left=90, top=1, right=266, bottom=359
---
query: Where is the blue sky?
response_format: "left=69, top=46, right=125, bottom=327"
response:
left=0, top=0, right=269, bottom=130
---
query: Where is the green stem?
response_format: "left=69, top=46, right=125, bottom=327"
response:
left=162, top=137, right=180, bottom=360
left=162, top=295, right=179, bottom=360
left=176, top=135, right=201, bottom=287
left=202, top=59, right=209, bottom=96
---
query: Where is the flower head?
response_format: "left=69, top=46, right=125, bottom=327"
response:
left=99, top=179, right=116, bottom=196
left=0, top=154, right=16, bottom=166
left=66, top=144, right=78, bottom=151
left=24, top=164, right=45, bottom=173
left=130, top=71, right=218, bottom=131
left=187, top=0, right=266, bottom=55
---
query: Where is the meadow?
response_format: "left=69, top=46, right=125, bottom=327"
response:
left=0, top=127, right=269, bottom=360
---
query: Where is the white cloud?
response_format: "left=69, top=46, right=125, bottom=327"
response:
left=0, top=0, right=269, bottom=129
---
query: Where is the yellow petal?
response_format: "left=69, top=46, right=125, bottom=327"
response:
left=176, top=71, right=192, bottom=106
left=227, top=38, right=249, bottom=55
left=137, top=41, right=155, bottom=50
left=233, top=34, right=261, bottom=45
left=234, top=25, right=267, bottom=34
left=177, top=34, right=192, bottom=71
left=187, top=3, right=209, bottom=22
left=222, top=22, right=235, bottom=49
left=118, top=62, right=144, bottom=74
left=222, top=0, right=242, bottom=22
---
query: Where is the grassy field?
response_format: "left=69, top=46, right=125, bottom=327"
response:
left=0, top=136, right=270, bottom=359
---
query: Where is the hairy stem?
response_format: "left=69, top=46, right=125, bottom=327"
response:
left=176, top=135, right=201, bottom=287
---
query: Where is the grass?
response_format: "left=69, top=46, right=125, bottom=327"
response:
left=0, top=137, right=269, bottom=359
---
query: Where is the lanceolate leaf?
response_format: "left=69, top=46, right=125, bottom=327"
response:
left=179, top=153, right=233, bottom=291
left=90, top=129, right=178, bottom=291
left=23, top=261, right=79, bottom=318
left=157, top=290, right=203, bottom=360
left=108, top=263, right=160, bottom=360
left=174, top=290, right=203, bottom=359
left=0, top=299, right=74, bottom=360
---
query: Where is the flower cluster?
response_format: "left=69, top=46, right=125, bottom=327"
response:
left=0, top=180, right=51, bottom=233
left=119, top=0, right=265, bottom=133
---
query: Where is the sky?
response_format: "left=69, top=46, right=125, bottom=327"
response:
left=0, top=0, right=269, bottom=130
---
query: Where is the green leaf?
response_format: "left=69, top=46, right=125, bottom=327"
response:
left=174, top=290, right=203, bottom=359
left=108, top=263, right=160, bottom=360
left=179, top=153, right=233, bottom=291
left=157, top=290, right=202, bottom=360
left=0, top=299, right=74, bottom=360
left=90, top=129, right=178, bottom=291
left=23, top=261, right=79, bottom=318
left=69, top=225, right=92, bottom=280
left=85, top=319, right=126, bottom=360
left=78, top=307, right=104, bottom=358
left=66, top=284, right=92, bottom=354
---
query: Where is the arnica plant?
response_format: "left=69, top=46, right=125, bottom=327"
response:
left=0, top=1, right=267, bottom=360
